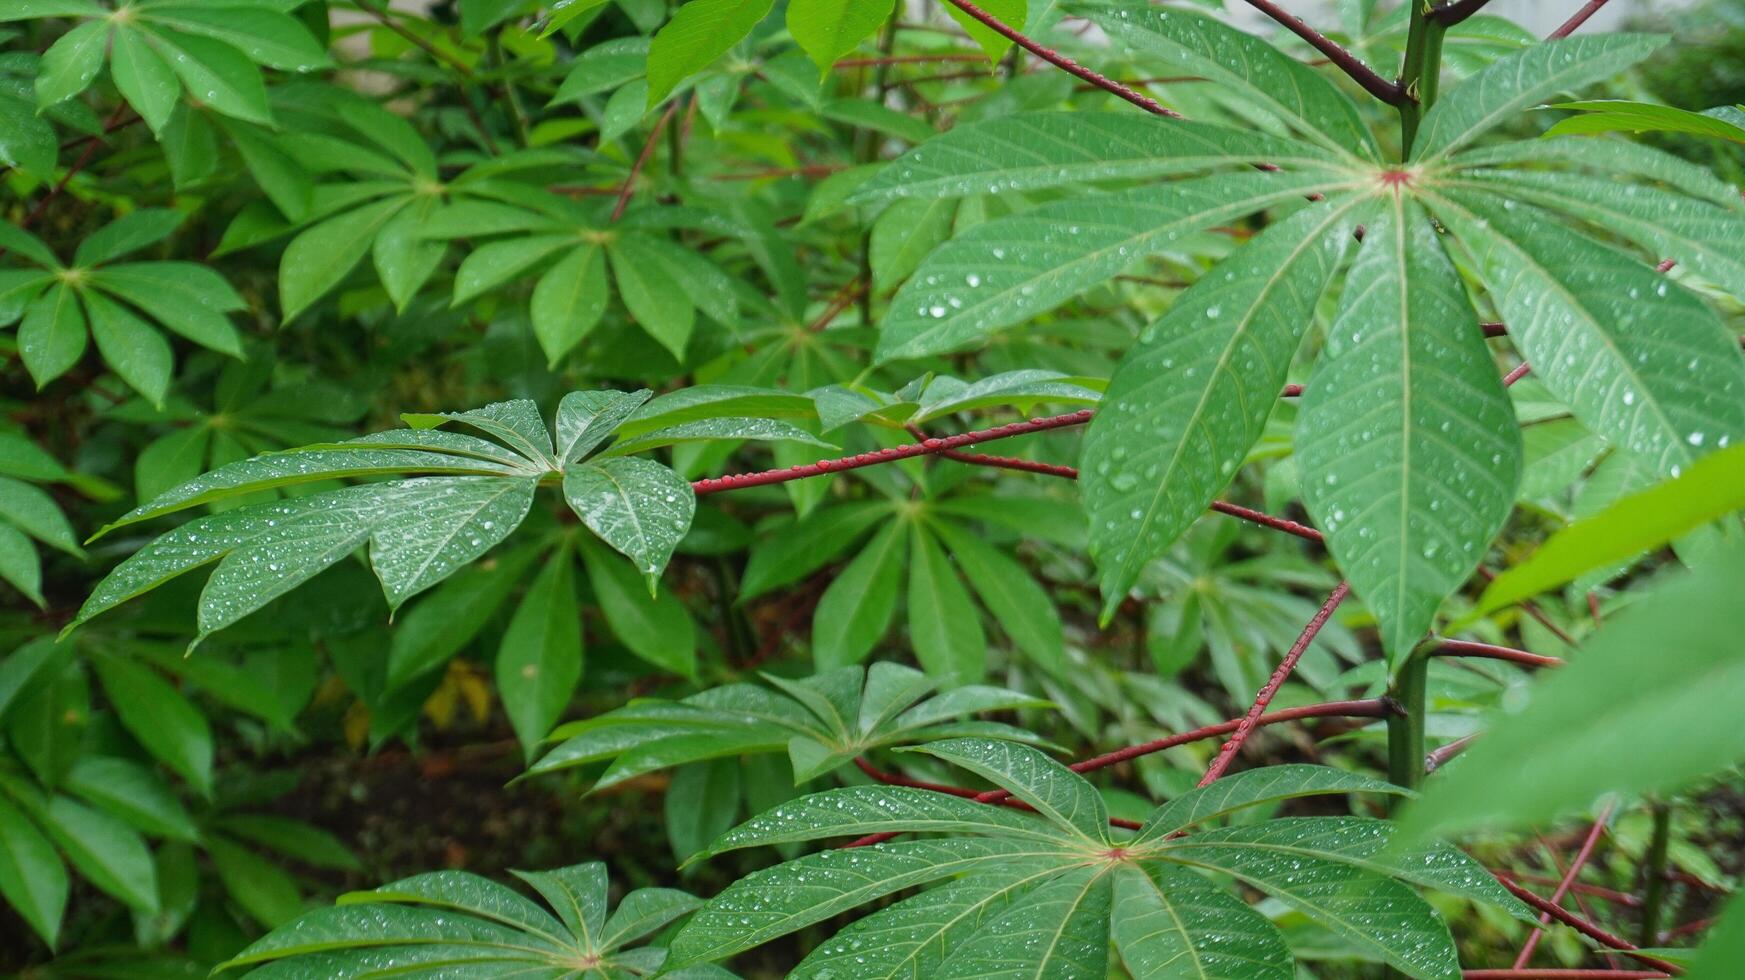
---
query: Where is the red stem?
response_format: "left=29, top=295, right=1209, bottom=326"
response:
left=1464, top=972, right=1670, bottom=980
left=1430, top=0, right=1496, bottom=27
left=1497, top=871, right=1643, bottom=908
left=1237, top=0, right=1404, bottom=104
left=1515, top=805, right=1616, bottom=968
left=1198, top=582, right=1351, bottom=785
left=610, top=100, right=678, bottom=223
left=1550, top=0, right=1614, bottom=38
left=1433, top=640, right=1565, bottom=669
left=1493, top=876, right=1680, bottom=974
left=835, top=54, right=986, bottom=67
left=691, top=410, right=1094, bottom=495
left=940, top=0, right=1185, bottom=119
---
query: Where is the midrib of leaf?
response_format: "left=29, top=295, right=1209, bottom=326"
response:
left=1123, top=866, right=1212, bottom=980
left=1385, top=190, right=1413, bottom=659
left=1420, top=186, right=1690, bottom=470
left=1028, top=866, right=1109, bottom=980
left=1110, top=193, right=1365, bottom=611
left=388, top=479, right=529, bottom=608
left=883, top=865, right=1069, bottom=978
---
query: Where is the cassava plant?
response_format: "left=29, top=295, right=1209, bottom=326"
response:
left=3, top=0, right=1745, bottom=977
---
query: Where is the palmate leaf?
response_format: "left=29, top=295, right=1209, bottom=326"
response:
left=1449, top=135, right=1745, bottom=210
left=876, top=169, right=1355, bottom=362
left=220, top=861, right=714, bottom=979
left=1081, top=197, right=1361, bottom=618
left=1429, top=190, right=1745, bottom=479
left=71, top=393, right=711, bottom=641
left=671, top=745, right=1504, bottom=978
left=1298, top=194, right=1521, bottom=665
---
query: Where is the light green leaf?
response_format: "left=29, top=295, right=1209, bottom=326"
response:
left=1403, top=541, right=1745, bottom=840
left=1411, top=34, right=1668, bottom=161
left=110, top=27, right=179, bottom=134
left=1433, top=190, right=1745, bottom=479
left=146, top=28, right=274, bottom=124
left=912, top=369, right=1101, bottom=423
left=870, top=197, right=956, bottom=293
left=1083, top=199, right=1358, bottom=618
left=278, top=195, right=407, bottom=321
left=550, top=37, right=647, bottom=104
left=1298, top=195, right=1520, bottom=665
left=609, top=236, right=695, bottom=360
left=82, top=288, right=173, bottom=407
left=141, top=5, right=331, bottom=71
left=496, top=546, right=583, bottom=757
left=645, top=0, right=774, bottom=106
left=787, top=0, right=890, bottom=73
left=1477, top=442, right=1745, bottom=616
left=531, top=243, right=609, bottom=367
left=34, top=19, right=107, bottom=108
left=18, top=283, right=88, bottom=389
left=1544, top=98, right=1745, bottom=145
left=87, top=261, right=245, bottom=355
left=877, top=170, right=1348, bottom=362
left=373, top=197, right=446, bottom=312
left=563, top=456, right=694, bottom=583
left=908, top=737, right=1107, bottom=841
left=1075, top=1, right=1376, bottom=160
left=941, top=0, right=1024, bottom=62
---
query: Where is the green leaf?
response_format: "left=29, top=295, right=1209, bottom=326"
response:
left=1083, top=199, right=1358, bottom=618
left=86, top=261, right=244, bottom=355
left=18, top=283, right=88, bottom=388
left=110, top=27, right=179, bottom=134
left=1483, top=439, right=1745, bottom=612
left=906, top=524, right=985, bottom=685
left=787, top=0, right=890, bottom=73
left=0, top=476, right=81, bottom=554
left=90, top=654, right=213, bottom=796
left=664, top=759, right=740, bottom=862
left=740, top=501, right=891, bottom=601
left=869, top=197, right=956, bottom=293
left=1298, top=195, right=1520, bottom=665
left=609, top=236, right=695, bottom=360
left=495, top=546, right=583, bottom=758
left=42, top=795, right=158, bottom=913
left=64, top=756, right=198, bottom=842
left=531, top=244, right=609, bottom=367
left=278, top=195, right=407, bottom=321
left=1451, top=135, right=1744, bottom=210
left=82, top=289, right=173, bottom=407
left=141, top=5, right=331, bottom=71
left=704, top=786, right=1068, bottom=857
left=930, top=520, right=1063, bottom=674
left=812, top=519, right=906, bottom=669
left=0, top=95, right=56, bottom=177
left=1544, top=99, right=1745, bottom=145
left=216, top=117, right=315, bottom=221
left=451, top=233, right=573, bottom=304
left=146, top=28, right=274, bottom=125
left=345, top=869, right=567, bottom=945
left=1411, top=34, right=1668, bottom=161
left=909, top=737, right=1107, bottom=840
left=205, top=835, right=302, bottom=927
left=34, top=19, right=108, bottom=108
left=852, top=113, right=1343, bottom=206
left=941, top=0, right=1024, bottom=62
left=645, top=0, right=774, bottom=106
left=602, top=886, right=702, bottom=948
left=580, top=539, right=697, bottom=677
left=604, top=417, right=834, bottom=456
left=1112, top=862, right=1293, bottom=980
left=386, top=544, right=542, bottom=689
left=555, top=388, right=653, bottom=465
left=877, top=170, right=1348, bottom=362
left=1134, top=765, right=1410, bottom=843
left=0, top=794, right=67, bottom=947
left=0, top=525, right=43, bottom=606
left=1403, top=541, right=1745, bottom=840
left=563, top=456, right=695, bottom=583
left=1687, top=892, right=1745, bottom=980
left=936, top=865, right=1111, bottom=979
left=369, top=476, right=538, bottom=611
left=403, top=398, right=555, bottom=467
left=1074, top=1, right=1376, bottom=160
left=1433, top=190, right=1745, bottom=479
left=74, top=210, right=184, bottom=268
left=551, top=37, right=647, bottom=103
left=373, top=197, right=446, bottom=312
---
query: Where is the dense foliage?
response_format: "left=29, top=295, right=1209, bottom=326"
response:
left=2, top=0, right=1744, bottom=977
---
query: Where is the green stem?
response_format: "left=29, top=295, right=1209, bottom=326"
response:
left=1386, top=652, right=1429, bottom=802
left=1397, top=1, right=1447, bottom=157
left=1639, top=799, right=1673, bottom=945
